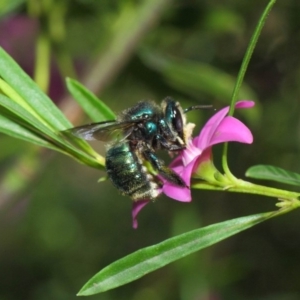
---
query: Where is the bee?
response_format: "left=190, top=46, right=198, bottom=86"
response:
left=66, top=97, right=210, bottom=201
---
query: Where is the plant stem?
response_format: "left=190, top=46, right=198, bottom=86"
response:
left=222, top=0, right=277, bottom=181
left=228, top=0, right=277, bottom=116
left=192, top=180, right=300, bottom=200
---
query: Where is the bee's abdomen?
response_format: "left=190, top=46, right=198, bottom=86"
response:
left=105, top=143, right=159, bottom=200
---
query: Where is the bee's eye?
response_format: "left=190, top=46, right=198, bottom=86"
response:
left=165, top=99, right=184, bottom=137
left=171, top=106, right=183, bottom=134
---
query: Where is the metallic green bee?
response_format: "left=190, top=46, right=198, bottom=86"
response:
left=67, top=97, right=210, bottom=200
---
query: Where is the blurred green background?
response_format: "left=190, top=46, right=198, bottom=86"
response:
left=1, top=0, right=300, bottom=299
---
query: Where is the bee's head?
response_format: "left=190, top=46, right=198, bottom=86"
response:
left=162, top=97, right=191, bottom=146
left=162, top=97, right=213, bottom=146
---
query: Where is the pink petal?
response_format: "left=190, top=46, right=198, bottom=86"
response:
left=163, top=157, right=197, bottom=202
left=196, top=100, right=255, bottom=149
left=162, top=164, right=191, bottom=201
left=196, top=106, right=230, bottom=149
left=132, top=200, right=149, bottom=229
left=181, top=141, right=202, bottom=166
left=209, top=116, right=253, bottom=146
left=235, top=100, right=255, bottom=108
left=163, top=184, right=191, bottom=202
left=194, top=147, right=212, bottom=167
left=179, top=158, right=198, bottom=184
left=169, top=155, right=183, bottom=169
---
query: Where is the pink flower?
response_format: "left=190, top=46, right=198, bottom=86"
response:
left=132, top=100, right=254, bottom=228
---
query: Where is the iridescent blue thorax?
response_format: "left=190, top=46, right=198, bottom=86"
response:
left=119, top=101, right=162, bottom=145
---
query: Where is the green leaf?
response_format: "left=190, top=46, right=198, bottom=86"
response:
left=0, top=78, right=50, bottom=128
left=0, top=94, right=63, bottom=143
left=0, top=47, right=71, bottom=130
left=0, top=49, right=106, bottom=168
left=66, top=78, right=116, bottom=122
left=0, top=115, right=60, bottom=150
left=0, top=95, right=105, bottom=168
left=78, top=212, right=273, bottom=296
left=246, top=164, right=300, bottom=187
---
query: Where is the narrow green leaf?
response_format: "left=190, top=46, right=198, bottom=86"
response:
left=228, top=0, right=276, bottom=116
left=78, top=212, right=273, bottom=296
left=0, top=78, right=48, bottom=127
left=0, top=47, right=71, bottom=130
left=246, top=164, right=300, bottom=187
left=0, top=94, right=62, bottom=142
left=221, top=0, right=276, bottom=184
left=66, top=78, right=116, bottom=122
left=0, top=95, right=105, bottom=167
left=0, top=115, right=60, bottom=150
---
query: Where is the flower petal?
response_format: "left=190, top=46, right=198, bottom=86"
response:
left=132, top=200, right=149, bottom=229
left=209, top=116, right=253, bottom=146
left=169, top=155, right=183, bottom=169
left=163, top=157, right=197, bottom=202
left=163, top=183, right=191, bottom=202
left=193, top=147, right=212, bottom=168
left=181, top=141, right=202, bottom=166
left=235, top=100, right=255, bottom=109
left=196, top=106, right=230, bottom=149
left=196, top=100, right=255, bottom=149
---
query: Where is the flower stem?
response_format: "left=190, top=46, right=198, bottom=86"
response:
left=193, top=179, right=300, bottom=219
left=229, top=180, right=300, bottom=200
left=228, top=0, right=277, bottom=115
left=222, top=0, right=277, bottom=182
left=192, top=179, right=300, bottom=201
left=221, top=143, right=236, bottom=182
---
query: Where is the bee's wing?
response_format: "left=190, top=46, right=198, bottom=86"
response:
left=64, top=120, right=138, bottom=142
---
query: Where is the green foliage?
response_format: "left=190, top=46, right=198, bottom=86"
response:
left=78, top=212, right=273, bottom=295
left=0, top=48, right=105, bottom=168
left=0, top=48, right=70, bottom=130
left=246, top=165, right=300, bottom=187
left=66, top=78, right=115, bottom=122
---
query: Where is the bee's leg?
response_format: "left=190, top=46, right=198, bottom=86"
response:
left=155, top=134, right=185, bottom=151
left=142, top=149, right=187, bottom=187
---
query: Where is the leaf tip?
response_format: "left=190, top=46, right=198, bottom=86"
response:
left=77, top=285, right=91, bottom=297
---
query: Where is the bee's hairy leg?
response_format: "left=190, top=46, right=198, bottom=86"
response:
left=142, top=149, right=187, bottom=187
left=155, top=134, right=185, bottom=151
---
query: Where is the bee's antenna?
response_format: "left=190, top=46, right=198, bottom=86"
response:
left=184, top=105, right=214, bottom=114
